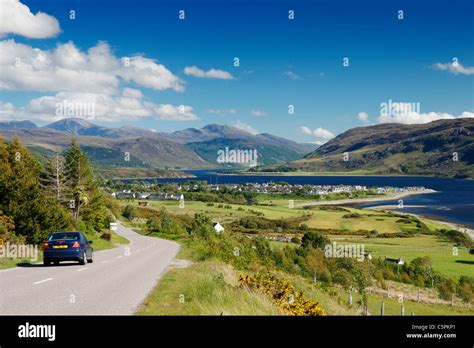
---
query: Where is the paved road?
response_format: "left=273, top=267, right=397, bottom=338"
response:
left=0, top=223, right=180, bottom=315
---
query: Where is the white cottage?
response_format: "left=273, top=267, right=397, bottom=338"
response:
left=213, top=222, right=225, bottom=233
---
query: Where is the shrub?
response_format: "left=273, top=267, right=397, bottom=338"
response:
left=239, top=273, right=326, bottom=316
left=122, top=204, right=137, bottom=220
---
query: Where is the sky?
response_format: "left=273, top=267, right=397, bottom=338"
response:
left=0, top=0, right=473, bottom=143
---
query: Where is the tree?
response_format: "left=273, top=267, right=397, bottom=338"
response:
left=122, top=204, right=137, bottom=221
left=301, top=231, right=330, bottom=250
left=0, top=136, right=72, bottom=243
left=63, top=139, right=107, bottom=230
left=410, top=256, right=435, bottom=288
left=189, top=212, right=214, bottom=239
left=40, top=151, right=65, bottom=202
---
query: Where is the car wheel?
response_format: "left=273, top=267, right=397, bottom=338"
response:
left=43, top=259, right=51, bottom=266
left=87, top=252, right=93, bottom=263
left=79, top=251, right=86, bottom=265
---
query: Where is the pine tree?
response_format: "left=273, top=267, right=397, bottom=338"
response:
left=40, top=151, right=65, bottom=202
left=63, top=139, right=107, bottom=230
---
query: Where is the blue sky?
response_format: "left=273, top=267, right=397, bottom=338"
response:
left=0, top=0, right=472, bottom=142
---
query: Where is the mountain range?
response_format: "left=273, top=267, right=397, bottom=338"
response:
left=0, top=118, right=318, bottom=171
left=1, top=117, right=472, bottom=178
left=253, top=118, right=474, bottom=178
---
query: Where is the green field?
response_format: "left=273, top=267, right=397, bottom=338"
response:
left=122, top=195, right=473, bottom=315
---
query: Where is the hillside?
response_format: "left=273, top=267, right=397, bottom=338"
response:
left=0, top=118, right=315, bottom=170
left=260, top=119, right=474, bottom=178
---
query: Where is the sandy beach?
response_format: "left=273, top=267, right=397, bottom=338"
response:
left=296, top=189, right=436, bottom=207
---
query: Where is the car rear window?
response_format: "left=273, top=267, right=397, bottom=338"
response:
left=49, top=232, right=81, bottom=241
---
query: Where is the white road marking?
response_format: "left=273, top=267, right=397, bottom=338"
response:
left=33, top=278, right=53, bottom=285
left=78, top=267, right=88, bottom=272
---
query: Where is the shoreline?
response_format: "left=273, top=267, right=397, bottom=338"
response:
left=369, top=206, right=474, bottom=239
left=296, top=189, right=436, bottom=207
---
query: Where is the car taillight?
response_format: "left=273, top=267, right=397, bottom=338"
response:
left=72, top=241, right=80, bottom=248
left=43, top=242, right=49, bottom=249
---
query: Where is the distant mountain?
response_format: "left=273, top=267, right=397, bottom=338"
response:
left=168, top=124, right=254, bottom=143
left=43, top=118, right=104, bottom=135
left=170, top=124, right=317, bottom=166
left=0, top=118, right=315, bottom=169
left=0, top=120, right=37, bottom=130
left=43, top=118, right=156, bottom=138
left=261, top=118, right=474, bottom=178
left=113, top=137, right=210, bottom=169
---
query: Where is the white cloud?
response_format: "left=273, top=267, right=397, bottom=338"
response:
left=146, top=103, right=198, bottom=121
left=283, top=71, right=300, bottom=80
left=0, top=0, right=61, bottom=39
left=232, top=120, right=259, bottom=135
left=250, top=109, right=267, bottom=117
left=433, top=61, right=474, bottom=76
left=378, top=110, right=474, bottom=124
left=207, top=108, right=237, bottom=116
left=0, top=92, right=198, bottom=123
left=358, top=111, right=369, bottom=123
left=120, top=56, right=184, bottom=92
left=0, top=40, right=184, bottom=94
left=184, top=65, right=234, bottom=80
left=122, top=88, right=143, bottom=99
left=300, top=126, right=335, bottom=141
left=300, top=126, right=312, bottom=135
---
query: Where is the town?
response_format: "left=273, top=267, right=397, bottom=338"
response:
left=109, top=180, right=428, bottom=200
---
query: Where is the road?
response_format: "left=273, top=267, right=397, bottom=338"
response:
left=0, top=223, right=180, bottom=315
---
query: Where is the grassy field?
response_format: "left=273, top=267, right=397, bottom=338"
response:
left=122, top=198, right=472, bottom=280
left=0, top=230, right=129, bottom=270
left=137, top=260, right=280, bottom=315
left=330, top=235, right=473, bottom=279
left=141, top=198, right=449, bottom=234
left=123, top=195, right=472, bottom=315
left=136, top=237, right=473, bottom=316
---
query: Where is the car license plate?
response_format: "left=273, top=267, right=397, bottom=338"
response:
left=53, top=245, right=68, bottom=249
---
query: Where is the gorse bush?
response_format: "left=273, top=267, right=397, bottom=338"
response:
left=239, top=273, right=326, bottom=316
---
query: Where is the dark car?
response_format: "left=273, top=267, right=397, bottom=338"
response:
left=43, top=232, right=93, bottom=266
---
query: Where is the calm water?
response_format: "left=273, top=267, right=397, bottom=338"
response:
left=133, top=170, right=474, bottom=228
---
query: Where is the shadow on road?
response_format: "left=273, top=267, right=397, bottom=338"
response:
left=17, top=262, right=82, bottom=268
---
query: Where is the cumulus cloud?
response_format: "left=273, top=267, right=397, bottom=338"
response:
left=378, top=110, right=474, bottom=124
left=207, top=108, right=237, bottom=116
left=0, top=40, right=184, bottom=94
left=300, top=126, right=335, bottom=141
left=184, top=65, right=234, bottom=80
left=250, top=109, right=267, bottom=117
left=145, top=103, right=198, bottom=121
left=0, top=0, right=61, bottom=39
left=0, top=91, right=198, bottom=123
left=232, top=120, right=259, bottom=135
left=358, top=111, right=369, bottom=123
left=433, top=61, right=474, bottom=76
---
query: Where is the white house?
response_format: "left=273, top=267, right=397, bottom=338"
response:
left=213, top=222, right=225, bottom=233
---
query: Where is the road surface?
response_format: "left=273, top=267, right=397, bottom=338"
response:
left=0, top=223, right=180, bottom=315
